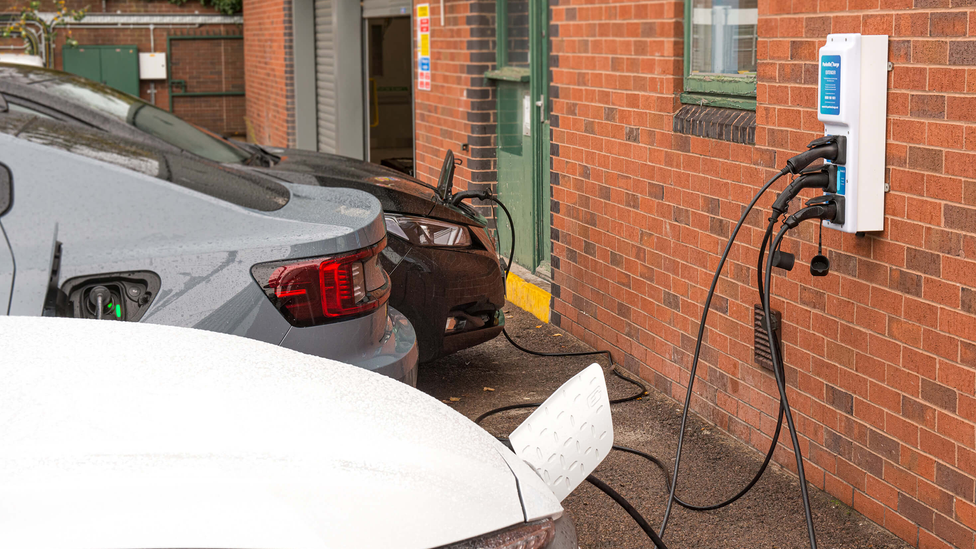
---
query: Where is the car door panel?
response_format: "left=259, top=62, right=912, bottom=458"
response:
left=0, top=163, right=14, bottom=314
left=0, top=227, right=12, bottom=315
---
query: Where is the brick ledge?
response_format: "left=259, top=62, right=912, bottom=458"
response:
left=673, top=105, right=756, bottom=145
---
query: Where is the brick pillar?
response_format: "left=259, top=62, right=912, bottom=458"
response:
left=413, top=0, right=498, bottom=216
left=243, top=0, right=295, bottom=148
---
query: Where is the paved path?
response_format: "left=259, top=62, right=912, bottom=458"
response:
left=419, top=304, right=911, bottom=549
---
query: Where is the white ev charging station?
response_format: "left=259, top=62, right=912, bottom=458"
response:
left=818, top=33, right=889, bottom=234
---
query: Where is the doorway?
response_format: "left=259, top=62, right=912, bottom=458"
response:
left=365, top=17, right=414, bottom=175
left=488, top=0, right=550, bottom=275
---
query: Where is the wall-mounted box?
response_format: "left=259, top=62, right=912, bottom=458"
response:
left=139, top=52, right=167, bottom=80
left=818, top=34, right=889, bottom=234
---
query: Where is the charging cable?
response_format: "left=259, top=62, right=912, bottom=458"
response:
left=662, top=135, right=843, bottom=544
left=453, top=135, right=842, bottom=547
left=760, top=200, right=840, bottom=549
left=452, top=189, right=648, bottom=402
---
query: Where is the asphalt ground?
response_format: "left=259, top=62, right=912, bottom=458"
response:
left=418, top=304, right=911, bottom=549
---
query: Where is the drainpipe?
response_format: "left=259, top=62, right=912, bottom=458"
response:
left=149, top=24, right=156, bottom=106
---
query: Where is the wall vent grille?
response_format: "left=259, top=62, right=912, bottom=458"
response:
left=754, top=304, right=782, bottom=372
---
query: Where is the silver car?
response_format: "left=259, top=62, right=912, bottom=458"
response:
left=0, top=111, right=418, bottom=384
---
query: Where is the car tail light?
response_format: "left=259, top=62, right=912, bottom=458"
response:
left=251, top=238, right=390, bottom=327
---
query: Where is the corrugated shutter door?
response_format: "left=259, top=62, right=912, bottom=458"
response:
left=314, top=0, right=337, bottom=154
left=362, top=0, right=412, bottom=18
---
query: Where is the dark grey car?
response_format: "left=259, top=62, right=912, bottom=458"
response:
left=0, top=111, right=418, bottom=384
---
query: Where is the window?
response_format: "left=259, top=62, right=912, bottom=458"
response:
left=32, top=75, right=252, bottom=165
left=682, top=0, right=758, bottom=110
left=1, top=114, right=289, bottom=212
left=7, top=102, right=55, bottom=120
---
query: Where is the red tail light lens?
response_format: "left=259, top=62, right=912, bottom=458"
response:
left=251, top=238, right=390, bottom=327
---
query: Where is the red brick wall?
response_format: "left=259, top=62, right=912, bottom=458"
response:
left=0, top=0, right=245, bottom=136
left=242, top=0, right=293, bottom=148
left=412, top=0, right=498, bottom=203
left=170, top=36, right=246, bottom=136
left=548, top=1, right=976, bottom=548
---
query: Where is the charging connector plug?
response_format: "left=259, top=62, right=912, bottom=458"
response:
left=771, top=169, right=832, bottom=216
left=783, top=198, right=840, bottom=229
left=450, top=189, right=492, bottom=206
left=785, top=135, right=847, bottom=174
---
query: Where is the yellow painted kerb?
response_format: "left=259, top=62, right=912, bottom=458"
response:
left=506, top=272, right=551, bottom=324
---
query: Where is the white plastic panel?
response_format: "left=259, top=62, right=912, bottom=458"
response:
left=509, top=363, right=613, bottom=501
left=818, top=33, right=888, bottom=233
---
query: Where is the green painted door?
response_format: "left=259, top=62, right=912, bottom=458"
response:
left=63, top=45, right=140, bottom=97
left=489, top=0, right=549, bottom=275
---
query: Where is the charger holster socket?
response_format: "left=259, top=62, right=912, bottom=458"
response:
left=807, top=194, right=845, bottom=225
left=807, top=135, right=847, bottom=166
left=785, top=135, right=847, bottom=174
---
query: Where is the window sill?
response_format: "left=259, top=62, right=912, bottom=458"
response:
left=673, top=104, right=756, bottom=145
left=485, top=67, right=530, bottom=82
left=680, top=92, right=756, bottom=111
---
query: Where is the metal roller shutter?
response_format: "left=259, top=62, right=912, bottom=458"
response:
left=314, top=0, right=337, bottom=153
left=362, top=0, right=412, bottom=18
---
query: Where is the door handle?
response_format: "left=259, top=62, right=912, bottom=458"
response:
left=535, top=94, right=546, bottom=124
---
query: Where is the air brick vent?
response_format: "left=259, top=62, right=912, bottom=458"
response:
left=754, top=304, right=782, bottom=372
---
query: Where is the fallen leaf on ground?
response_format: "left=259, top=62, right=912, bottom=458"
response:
left=552, top=333, right=563, bottom=337
left=484, top=387, right=495, bottom=392
left=449, top=397, right=461, bottom=402
left=536, top=325, right=542, bottom=328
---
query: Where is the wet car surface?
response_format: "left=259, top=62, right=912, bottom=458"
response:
left=0, top=63, right=507, bottom=362
left=0, top=111, right=418, bottom=384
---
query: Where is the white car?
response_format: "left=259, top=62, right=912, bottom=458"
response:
left=0, top=53, right=44, bottom=67
left=0, top=317, right=613, bottom=549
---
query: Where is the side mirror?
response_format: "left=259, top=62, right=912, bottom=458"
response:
left=435, top=149, right=456, bottom=202
left=0, top=163, right=11, bottom=216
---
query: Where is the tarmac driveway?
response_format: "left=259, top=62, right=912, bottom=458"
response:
left=419, top=304, right=911, bottom=549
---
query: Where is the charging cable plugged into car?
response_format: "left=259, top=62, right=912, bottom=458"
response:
left=438, top=32, right=887, bottom=549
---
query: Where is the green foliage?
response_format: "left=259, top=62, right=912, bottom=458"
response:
left=1, top=1, right=89, bottom=65
left=157, top=0, right=243, bottom=15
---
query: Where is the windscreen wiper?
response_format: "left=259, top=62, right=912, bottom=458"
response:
left=244, top=145, right=279, bottom=168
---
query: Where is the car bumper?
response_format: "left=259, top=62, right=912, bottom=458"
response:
left=383, top=237, right=506, bottom=363
left=551, top=514, right=579, bottom=549
left=277, top=305, right=420, bottom=387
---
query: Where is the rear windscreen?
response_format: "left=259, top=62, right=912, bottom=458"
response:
left=0, top=113, right=289, bottom=211
left=30, top=74, right=253, bottom=164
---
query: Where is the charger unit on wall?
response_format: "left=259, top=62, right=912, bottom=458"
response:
left=818, top=33, right=889, bottom=234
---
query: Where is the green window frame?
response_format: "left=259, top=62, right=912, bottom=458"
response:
left=681, top=0, right=757, bottom=111
left=485, top=0, right=532, bottom=82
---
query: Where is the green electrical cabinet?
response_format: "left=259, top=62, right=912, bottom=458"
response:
left=62, top=45, right=140, bottom=97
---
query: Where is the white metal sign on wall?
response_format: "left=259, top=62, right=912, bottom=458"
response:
left=416, top=4, right=431, bottom=91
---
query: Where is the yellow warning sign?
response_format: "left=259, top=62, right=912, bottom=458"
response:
left=417, top=4, right=428, bottom=17
left=420, top=34, right=430, bottom=56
